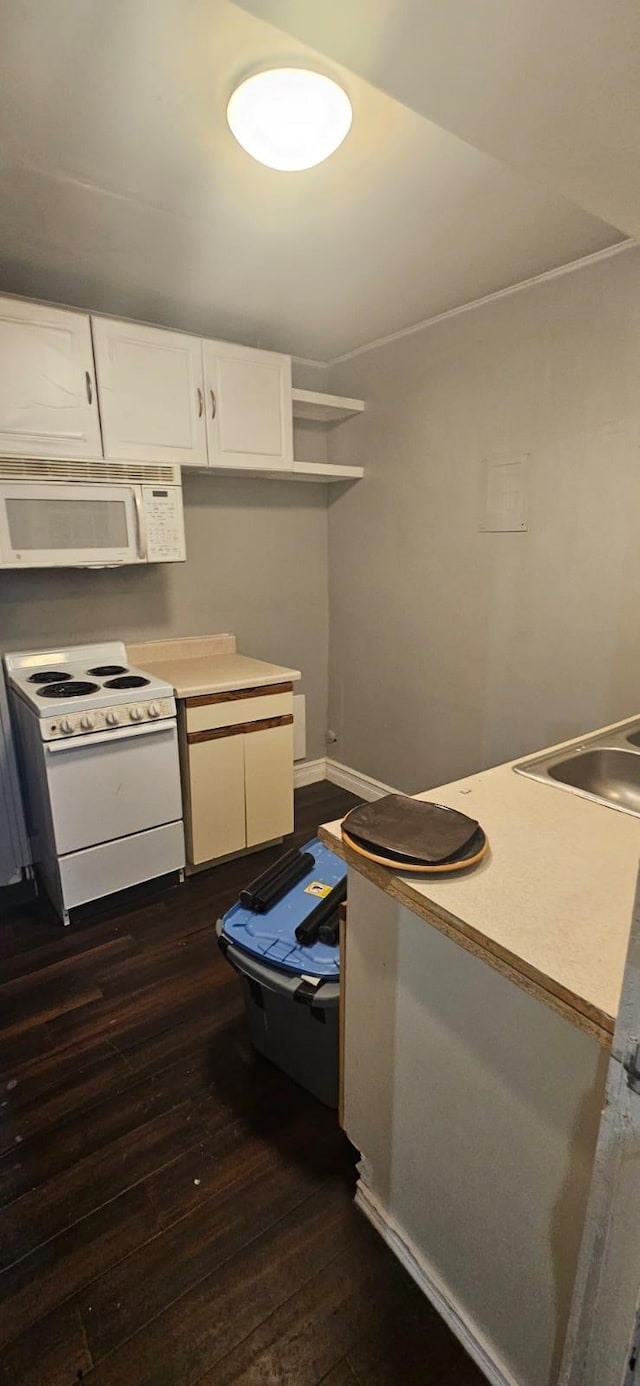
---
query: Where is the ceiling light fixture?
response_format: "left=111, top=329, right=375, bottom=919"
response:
left=227, top=68, right=352, bottom=172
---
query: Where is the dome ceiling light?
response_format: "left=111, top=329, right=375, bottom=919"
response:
left=227, top=68, right=352, bottom=172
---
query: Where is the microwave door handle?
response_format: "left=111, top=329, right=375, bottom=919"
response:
left=132, top=489, right=146, bottom=560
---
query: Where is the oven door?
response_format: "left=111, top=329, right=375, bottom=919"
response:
left=0, top=483, right=142, bottom=567
left=43, top=720, right=182, bottom=855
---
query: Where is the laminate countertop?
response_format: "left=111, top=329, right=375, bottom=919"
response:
left=126, top=635, right=301, bottom=699
left=320, top=715, right=640, bottom=1048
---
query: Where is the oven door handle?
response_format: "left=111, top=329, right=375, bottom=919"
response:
left=45, top=721, right=176, bottom=753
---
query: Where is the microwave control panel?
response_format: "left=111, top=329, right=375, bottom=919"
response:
left=142, top=486, right=186, bottom=562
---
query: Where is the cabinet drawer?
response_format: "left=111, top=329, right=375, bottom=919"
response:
left=185, top=688, right=293, bottom=735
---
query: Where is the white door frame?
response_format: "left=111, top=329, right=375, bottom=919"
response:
left=561, top=861, right=640, bottom=1385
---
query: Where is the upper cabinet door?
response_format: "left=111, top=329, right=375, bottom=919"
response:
left=203, top=341, right=293, bottom=471
left=0, top=297, right=102, bottom=459
left=92, top=317, right=208, bottom=467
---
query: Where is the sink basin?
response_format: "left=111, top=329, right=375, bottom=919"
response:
left=515, top=720, right=640, bottom=817
left=547, top=748, right=640, bottom=813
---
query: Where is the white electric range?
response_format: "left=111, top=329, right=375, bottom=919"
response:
left=5, top=641, right=185, bottom=925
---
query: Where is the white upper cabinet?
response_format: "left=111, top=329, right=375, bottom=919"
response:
left=92, top=317, right=208, bottom=467
left=0, top=297, right=102, bottom=459
left=202, top=340, right=293, bottom=471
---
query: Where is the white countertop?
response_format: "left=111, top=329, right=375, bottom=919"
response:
left=126, top=635, right=301, bottom=699
left=321, top=716, right=640, bottom=1045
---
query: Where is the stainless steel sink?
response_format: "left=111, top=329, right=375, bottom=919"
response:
left=548, top=747, right=640, bottom=811
left=514, top=719, right=640, bottom=817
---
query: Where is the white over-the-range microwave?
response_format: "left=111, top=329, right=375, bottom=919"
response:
left=0, top=460, right=186, bottom=568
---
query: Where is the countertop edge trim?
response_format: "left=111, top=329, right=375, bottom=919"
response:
left=319, top=825, right=614, bottom=1049
left=184, top=681, right=294, bottom=708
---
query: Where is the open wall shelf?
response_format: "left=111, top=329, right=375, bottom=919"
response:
left=292, top=388, right=365, bottom=423
left=200, top=459, right=363, bottom=484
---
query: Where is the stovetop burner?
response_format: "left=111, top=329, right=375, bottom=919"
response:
left=37, top=681, right=100, bottom=699
left=86, top=665, right=129, bottom=677
left=28, top=671, right=73, bottom=684
left=104, top=675, right=150, bottom=690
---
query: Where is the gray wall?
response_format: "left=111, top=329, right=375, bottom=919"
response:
left=0, top=472, right=329, bottom=758
left=328, top=246, right=640, bottom=792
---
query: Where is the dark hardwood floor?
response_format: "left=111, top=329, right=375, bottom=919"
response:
left=0, top=782, right=485, bottom=1386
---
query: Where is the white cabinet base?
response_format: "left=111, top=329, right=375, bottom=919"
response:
left=342, top=872, right=606, bottom=1386
left=179, top=687, right=295, bottom=868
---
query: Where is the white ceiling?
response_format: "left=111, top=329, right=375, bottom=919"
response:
left=239, top=0, right=640, bottom=240
left=0, top=0, right=626, bottom=359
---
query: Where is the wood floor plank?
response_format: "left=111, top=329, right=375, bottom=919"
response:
left=78, top=1185, right=356, bottom=1386
left=205, top=1216, right=460, bottom=1386
left=345, top=1271, right=463, bottom=1385
left=193, top=1215, right=393, bottom=1385
left=0, top=785, right=467, bottom=1386
left=0, top=979, right=104, bottom=1042
left=0, top=1050, right=211, bottom=1208
left=79, top=1138, right=341, bottom=1364
left=0, top=909, right=120, bottom=970
left=94, top=928, right=217, bottom=998
left=0, top=935, right=134, bottom=997
left=45, top=965, right=218, bottom=1054
left=112, top=988, right=241, bottom=1083
left=438, top=1357, right=490, bottom=1386
left=146, top=1093, right=351, bottom=1232
left=319, top=1363, right=361, bottom=1386
left=0, top=1301, right=92, bottom=1386
left=0, top=1099, right=202, bottom=1271
left=0, top=1040, right=130, bottom=1155
left=0, top=1183, right=158, bottom=1350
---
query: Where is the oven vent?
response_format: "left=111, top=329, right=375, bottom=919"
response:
left=0, top=458, right=181, bottom=485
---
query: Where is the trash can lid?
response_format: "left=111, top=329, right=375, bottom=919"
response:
left=219, top=838, right=345, bottom=977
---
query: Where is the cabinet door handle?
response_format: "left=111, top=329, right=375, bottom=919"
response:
left=85, top=371, right=93, bottom=404
left=197, top=387, right=203, bottom=418
left=210, top=389, right=217, bottom=420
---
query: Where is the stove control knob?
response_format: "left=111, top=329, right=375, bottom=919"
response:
left=81, top=715, right=94, bottom=731
left=106, top=710, right=119, bottom=727
left=148, top=702, right=161, bottom=719
left=60, top=717, right=73, bottom=735
left=130, top=705, right=144, bottom=722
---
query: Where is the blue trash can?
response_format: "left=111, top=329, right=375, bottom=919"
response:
left=217, top=838, right=345, bottom=1106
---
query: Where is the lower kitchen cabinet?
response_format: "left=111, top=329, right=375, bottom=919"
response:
left=179, top=685, right=295, bottom=866
left=245, top=722, right=294, bottom=848
left=186, top=734, right=246, bottom=864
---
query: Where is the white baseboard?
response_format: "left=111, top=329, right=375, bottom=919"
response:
left=294, top=757, right=397, bottom=799
left=293, top=757, right=327, bottom=788
left=325, top=758, right=397, bottom=801
left=355, top=1181, right=518, bottom=1386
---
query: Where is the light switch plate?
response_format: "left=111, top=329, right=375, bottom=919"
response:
left=479, top=453, right=529, bottom=532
